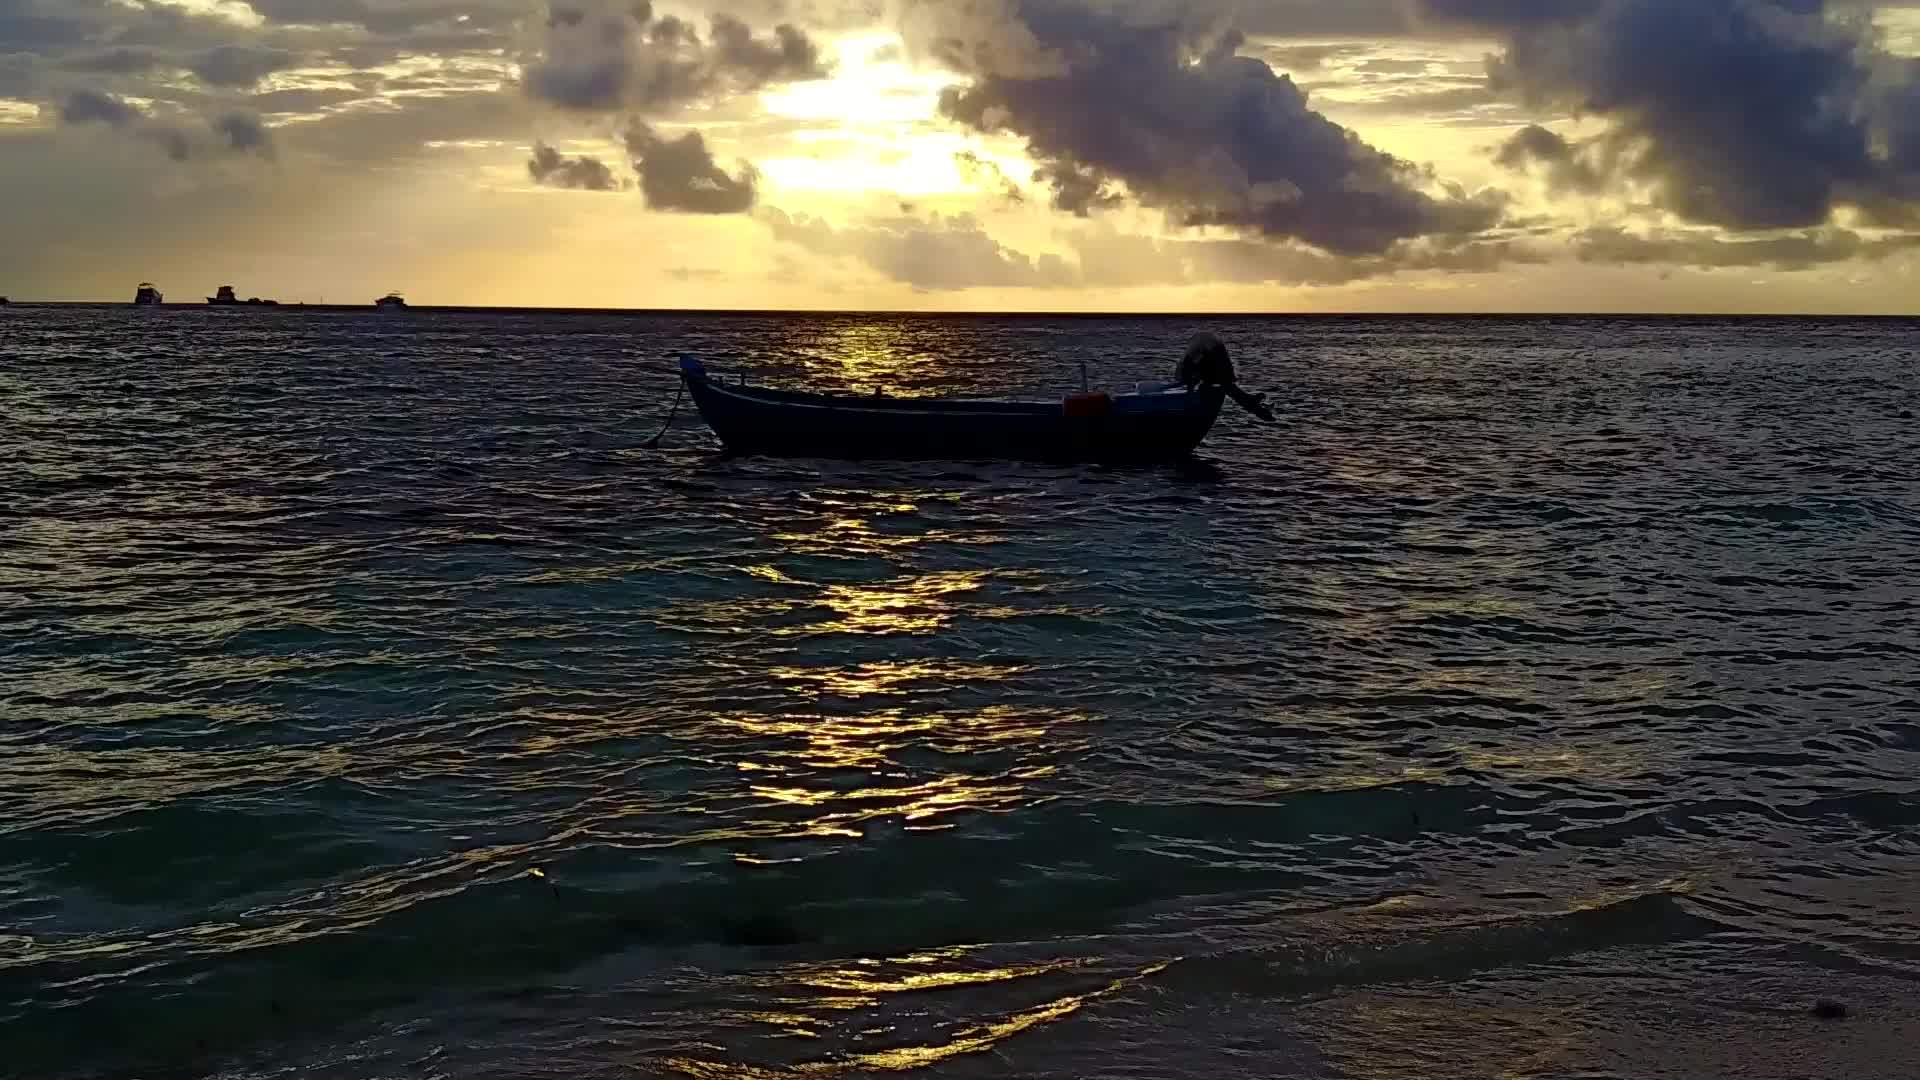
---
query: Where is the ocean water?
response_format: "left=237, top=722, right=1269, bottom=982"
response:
left=4, top=307, right=1919, bottom=1079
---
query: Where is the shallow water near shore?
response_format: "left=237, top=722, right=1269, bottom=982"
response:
left=4, top=307, right=1920, bottom=1078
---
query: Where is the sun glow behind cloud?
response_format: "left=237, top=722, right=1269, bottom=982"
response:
left=758, top=33, right=959, bottom=125
left=755, top=33, right=992, bottom=198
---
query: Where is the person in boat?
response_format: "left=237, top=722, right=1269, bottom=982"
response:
left=1178, top=332, right=1276, bottom=422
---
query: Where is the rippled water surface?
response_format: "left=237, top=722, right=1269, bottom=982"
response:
left=5, top=307, right=1920, bottom=1079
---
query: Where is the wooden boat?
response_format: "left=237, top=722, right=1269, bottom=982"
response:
left=674, top=334, right=1271, bottom=463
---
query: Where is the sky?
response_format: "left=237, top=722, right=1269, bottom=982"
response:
left=4, top=0, right=1920, bottom=312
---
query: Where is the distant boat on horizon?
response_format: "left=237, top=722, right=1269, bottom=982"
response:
left=375, top=291, right=408, bottom=310
left=134, top=282, right=163, bottom=306
left=208, top=285, right=280, bottom=307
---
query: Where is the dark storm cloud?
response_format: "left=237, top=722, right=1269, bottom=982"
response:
left=623, top=120, right=758, bottom=213
left=1424, top=0, right=1920, bottom=229
left=188, top=44, right=300, bottom=88
left=919, top=0, right=1505, bottom=256
left=523, top=0, right=829, bottom=113
left=527, top=141, right=623, bottom=190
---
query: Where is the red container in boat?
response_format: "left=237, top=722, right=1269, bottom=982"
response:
left=1063, top=392, right=1112, bottom=418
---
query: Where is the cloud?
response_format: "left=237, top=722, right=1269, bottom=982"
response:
left=212, top=111, right=274, bottom=157
left=918, top=0, right=1505, bottom=255
left=47, top=40, right=298, bottom=91
left=1070, top=228, right=1547, bottom=288
left=188, top=44, right=299, bottom=87
left=1493, top=124, right=1604, bottom=193
left=1572, top=225, right=1920, bottom=270
left=1034, top=159, right=1122, bottom=216
left=1257, top=43, right=1374, bottom=74
left=64, top=47, right=163, bottom=75
left=1418, top=0, right=1920, bottom=230
left=953, top=150, right=1026, bottom=204
left=58, top=88, right=191, bottom=160
left=667, top=266, right=726, bottom=281
left=60, top=88, right=144, bottom=129
left=762, top=206, right=1544, bottom=292
left=243, top=0, right=528, bottom=35
left=523, top=0, right=829, bottom=113
left=762, top=207, right=1077, bottom=290
left=144, top=125, right=194, bottom=162
left=624, top=121, right=758, bottom=213
left=708, top=14, right=826, bottom=84
left=1231, top=0, right=1418, bottom=38
left=527, top=141, right=622, bottom=190
left=60, top=88, right=277, bottom=161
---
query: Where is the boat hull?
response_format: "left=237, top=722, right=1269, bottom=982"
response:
left=680, top=359, right=1225, bottom=463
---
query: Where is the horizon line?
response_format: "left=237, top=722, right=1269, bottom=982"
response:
left=5, top=301, right=1919, bottom=319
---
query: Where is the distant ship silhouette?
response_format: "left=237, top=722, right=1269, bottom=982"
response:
left=375, top=291, right=408, bottom=310
left=208, top=285, right=280, bottom=307
left=134, top=282, right=163, bottom=305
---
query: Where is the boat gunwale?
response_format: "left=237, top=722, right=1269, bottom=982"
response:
left=686, top=368, right=1208, bottom=418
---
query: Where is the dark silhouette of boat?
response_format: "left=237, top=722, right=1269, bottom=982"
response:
left=0, top=297, right=9, bottom=306
left=374, top=291, right=408, bottom=310
left=208, top=285, right=279, bottom=306
left=675, top=334, right=1273, bottom=463
left=134, top=282, right=164, bottom=305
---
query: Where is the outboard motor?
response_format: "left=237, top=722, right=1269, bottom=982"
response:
left=1178, top=333, right=1275, bottom=422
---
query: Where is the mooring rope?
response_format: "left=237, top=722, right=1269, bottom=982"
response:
left=645, top=376, right=686, bottom=449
